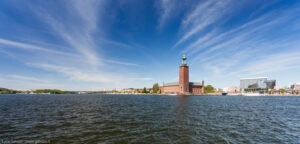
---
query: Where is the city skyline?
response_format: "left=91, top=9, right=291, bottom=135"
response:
left=1, top=0, right=300, bottom=90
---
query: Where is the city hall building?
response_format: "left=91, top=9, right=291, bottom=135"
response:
left=159, top=55, right=204, bottom=95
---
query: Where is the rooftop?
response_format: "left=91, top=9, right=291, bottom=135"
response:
left=163, top=82, right=203, bottom=86
left=163, top=82, right=179, bottom=86
left=240, top=77, right=268, bottom=80
left=189, top=82, right=202, bottom=86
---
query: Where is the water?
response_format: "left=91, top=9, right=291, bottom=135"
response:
left=0, top=94, right=299, bottom=143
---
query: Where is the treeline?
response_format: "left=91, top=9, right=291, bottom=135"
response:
left=0, top=88, right=21, bottom=94
left=0, top=88, right=73, bottom=94
left=34, top=89, right=73, bottom=94
left=124, top=83, right=160, bottom=94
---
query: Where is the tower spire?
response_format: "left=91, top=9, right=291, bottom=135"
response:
left=182, top=54, right=187, bottom=66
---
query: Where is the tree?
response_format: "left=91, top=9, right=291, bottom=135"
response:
left=142, top=87, right=147, bottom=93
left=204, top=85, right=214, bottom=93
left=278, top=88, right=285, bottom=93
left=152, top=83, right=159, bottom=93
left=268, top=90, right=272, bottom=94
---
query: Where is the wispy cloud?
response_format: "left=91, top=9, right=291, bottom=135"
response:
left=157, top=0, right=173, bottom=30
left=101, top=39, right=132, bottom=49
left=107, top=59, right=138, bottom=66
left=0, top=38, right=76, bottom=56
left=0, top=79, right=65, bottom=90
left=228, top=51, right=300, bottom=77
left=174, top=0, right=232, bottom=48
left=187, top=11, right=284, bottom=58
left=196, top=12, right=298, bottom=61
left=6, top=75, right=49, bottom=83
left=0, top=38, right=138, bottom=68
left=30, top=0, right=103, bottom=66
left=129, top=77, right=153, bottom=81
left=28, top=63, right=120, bottom=83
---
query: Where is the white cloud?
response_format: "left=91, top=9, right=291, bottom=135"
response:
left=184, top=7, right=300, bottom=66
left=157, top=0, right=173, bottom=29
left=70, top=0, right=102, bottom=31
left=0, top=79, right=65, bottom=91
left=101, top=39, right=132, bottom=49
left=6, top=75, right=49, bottom=83
left=107, top=59, right=138, bottom=66
left=174, top=0, right=232, bottom=47
left=0, top=38, right=76, bottom=56
left=229, top=51, right=300, bottom=77
left=129, top=77, right=153, bottom=81
left=28, top=63, right=120, bottom=83
left=30, top=0, right=104, bottom=66
left=182, top=13, right=270, bottom=54
left=0, top=38, right=138, bottom=68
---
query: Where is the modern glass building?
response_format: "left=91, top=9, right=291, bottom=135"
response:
left=240, top=77, right=276, bottom=91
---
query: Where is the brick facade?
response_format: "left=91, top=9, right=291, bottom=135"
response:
left=159, top=86, right=179, bottom=94
left=179, top=66, right=189, bottom=94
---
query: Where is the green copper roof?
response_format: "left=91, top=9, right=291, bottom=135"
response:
left=189, top=82, right=202, bottom=86
left=182, top=54, right=187, bottom=66
left=163, top=82, right=179, bottom=86
left=163, top=82, right=202, bottom=86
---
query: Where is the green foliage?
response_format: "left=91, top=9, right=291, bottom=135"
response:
left=0, top=89, right=20, bottom=94
left=152, top=83, right=159, bottom=93
left=0, top=88, right=74, bottom=94
left=34, top=89, right=71, bottom=94
left=204, top=85, right=214, bottom=93
left=278, top=88, right=285, bottom=93
left=142, top=87, right=148, bottom=93
left=0, top=88, right=21, bottom=94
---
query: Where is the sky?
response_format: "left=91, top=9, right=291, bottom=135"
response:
left=1, top=0, right=300, bottom=90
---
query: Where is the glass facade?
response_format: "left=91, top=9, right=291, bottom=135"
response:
left=240, top=78, right=276, bottom=91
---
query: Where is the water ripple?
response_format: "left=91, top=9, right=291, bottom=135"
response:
left=0, top=95, right=300, bottom=143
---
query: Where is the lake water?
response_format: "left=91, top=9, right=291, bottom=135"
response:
left=0, top=94, right=299, bottom=143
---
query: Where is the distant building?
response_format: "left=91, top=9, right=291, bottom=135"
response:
left=159, top=55, right=204, bottom=95
left=223, top=87, right=240, bottom=93
left=291, top=83, right=300, bottom=92
left=240, top=77, right=276, bottom=92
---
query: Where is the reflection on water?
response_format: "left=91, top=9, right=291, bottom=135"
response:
left=177, top=95, right=189, bottom=118
left=175, top=96, right=189, bottom=141
left=0, top=94, right=300, bottom=143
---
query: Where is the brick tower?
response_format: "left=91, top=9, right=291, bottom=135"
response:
left=179, top=54, right=189, bottom=95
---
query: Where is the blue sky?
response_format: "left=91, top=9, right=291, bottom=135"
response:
left=1, top=0, right=300, bottom=90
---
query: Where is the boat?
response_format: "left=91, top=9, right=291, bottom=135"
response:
left=222, top=92, right=227, bottom=95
